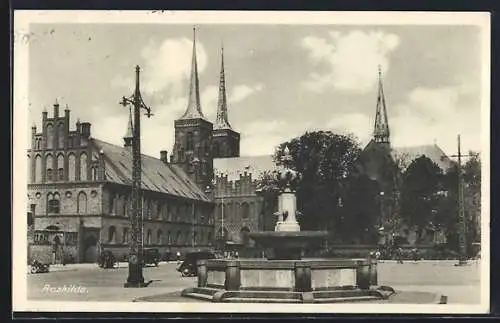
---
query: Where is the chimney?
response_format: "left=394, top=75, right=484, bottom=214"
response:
left=64, top=105, right=70, bottom=120
left=31, top=124, right=37, bottom=149
left=53, top=101, right=60, bottom=118
left=160, top=150, right=168, bottom=164
left=169, top=153, right=174, bottom=164
left=98, top=149, right=106, bottom=180
left=42, top=108, right=48, bottom=123
left=81, top=122, right=91, bottom=138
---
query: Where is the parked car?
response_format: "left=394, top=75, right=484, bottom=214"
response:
left=30, top=260, right=50, bottom=274
left=97, top=250, right=116, bottom=269
left=176, top=251, right=217, bottom=277
left=142, top=248, right=160, bottom=267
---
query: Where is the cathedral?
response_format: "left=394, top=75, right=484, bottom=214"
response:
left=27, top=28, right=456, bottom=264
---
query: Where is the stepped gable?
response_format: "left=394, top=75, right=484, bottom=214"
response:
left=214, top=155, right=280, bottom=182
left=91, top=138, right=211, bottom=202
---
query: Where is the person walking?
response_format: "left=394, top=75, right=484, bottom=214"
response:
left=397, top=247, right=404, bottom=264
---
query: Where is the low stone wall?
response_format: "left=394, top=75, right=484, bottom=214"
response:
left=199, top=259, right=373, bottom=293
left=28, top=244, right=78, bottom=264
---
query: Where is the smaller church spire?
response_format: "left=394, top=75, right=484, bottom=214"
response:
left=123, top=106, right=133, bottom=147
left=214, top=44, right=232, bottom=130
left=180, top=27, right=206, bottom=120
left=373, top=65, right=390, bottom=144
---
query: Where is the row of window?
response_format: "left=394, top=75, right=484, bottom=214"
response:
left=33, top=231, right=78, bottom=245
left=34, top=135, right=81, bottom=150
left=46, top=191, right=88, bottom=214
left=107, top=192, right=213, bottom=224
left=215, top=201, right=254, bottom=219
left=106, top=226, right=214, bottom=246
left=31, top=152, right=96, bottom=183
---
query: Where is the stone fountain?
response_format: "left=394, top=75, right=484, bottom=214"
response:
left=179, top=147, right=446, bottom=304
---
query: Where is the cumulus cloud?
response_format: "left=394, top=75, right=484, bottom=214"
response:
left=140, top=38, right=208, bottom=95
left=240, top=120, right=315, bottom=156
left=301, top=30, right=400, bottom=93
left=110, top=37, right=208, bottom=97
left=390, top=84, right=481, bottom=155
left=326, top=112, right=372, bottom=146
left=230, top=84, right=264, bottom=103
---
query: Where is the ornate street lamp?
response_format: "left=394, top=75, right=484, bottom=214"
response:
left=120, top=66, right=153, bottom=287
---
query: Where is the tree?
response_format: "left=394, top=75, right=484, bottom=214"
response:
left=400, top=155, right=443, bottom=236
left=341, top=174, right=381, bottom=244
left=271, top=131, right=362, bottom=233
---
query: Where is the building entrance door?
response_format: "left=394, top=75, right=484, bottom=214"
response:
left=82, top=230, right=99, bottom=263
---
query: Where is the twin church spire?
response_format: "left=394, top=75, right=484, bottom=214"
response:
left=178, top=28, right=233, bottom=131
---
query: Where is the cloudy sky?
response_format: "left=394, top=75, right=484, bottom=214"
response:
left=26, top=22, right=485, bottom=158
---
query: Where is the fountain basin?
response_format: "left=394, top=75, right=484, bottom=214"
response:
left=248, top=231, right=328, bottom=260
left=181, top=258, right=393, bottom=303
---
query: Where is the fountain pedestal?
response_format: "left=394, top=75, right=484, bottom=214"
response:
left=179, top=147, right=446, bottom=304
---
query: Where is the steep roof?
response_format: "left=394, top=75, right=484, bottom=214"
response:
left=392, top=144, right=453, bottom=171
left=92, top=139, right=211, bottom=202
left=214, top=155, right=281, bottom=181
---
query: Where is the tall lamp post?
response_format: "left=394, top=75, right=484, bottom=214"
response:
left=449, top=134, right=476, bottom=266
left=121, top=65, right=153, bottom=287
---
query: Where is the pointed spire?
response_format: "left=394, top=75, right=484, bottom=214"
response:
left=373, top=65, right=390, bottom=144
left=180, top=27, right=205, bottom=120
left=123, top=106, right=133, bottom=147
left=214, top=44, right=232, bottom=130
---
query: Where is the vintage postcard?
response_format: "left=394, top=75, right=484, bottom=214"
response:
left=13, top=10, right=490, bottom=314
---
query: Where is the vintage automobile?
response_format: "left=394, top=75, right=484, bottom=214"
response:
left=97, top=250, right=117, bottom=269
left=141, top=248, right=160, bottom=267
left=176, top=251, right=217, bottom=277
left=30, top=260, right=50, bottom=274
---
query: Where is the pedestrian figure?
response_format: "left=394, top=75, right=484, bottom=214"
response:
left=397, top=247, right=404, bottom=264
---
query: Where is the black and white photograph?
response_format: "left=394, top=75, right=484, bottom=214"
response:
left=13, top=11, right=490, bottom=314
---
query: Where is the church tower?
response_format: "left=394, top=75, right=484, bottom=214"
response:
left=172, top=28, right=214, bottom=189
left=212, top=45, right=240, bottom=158
left=123, top=106, right=133, bottom=148
left=373, top=65, right=390, bottom=147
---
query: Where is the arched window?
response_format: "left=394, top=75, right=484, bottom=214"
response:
left=157, top=230, right=163, bottom=245
left=213, top=142, right=220, bottom=156
left=57, top=154, right=64, bottom=181
left=35, top=155, right=42, bottom=183
left=166, top=231, right=171, bottom=244
left=157, top=203, right=162, bottom=219
left=146, top=229, right=152, bottom=245
left=240, top=227, right=250, bottom=246
left=36, top=138, right=41, bottom=150
left=108, top=193, right=115, bottom=215
left=108, top=226, right=116, bottom=243
left=46, top=124, right=54, bottom=149
left=207, top=232, right=212, bottom=245
left=176, top=231, right=182, bottom=245
left=46, top=154, right=54, bottom=181
left=77, top=191, right=87, bottom=214
left=47, top=193, right=60, bottom=214
left=91, top=166, right=98, bottom=180
left=242, top=202, right=250, bottom=219
left=185, top=231, right=190, bottom=245
left=123, top=196, right=128, bottom=217
left=186, top=132, right=194, bottom=150
left=122, top=228, right=129, bottom=244
left=222, top=227, right=229, bottom=241
left=57, top=123, right=65, bottom=149
left=80, top=153, right=87, bottom=181
left=68, top=153, right=76, bottom=181
left=199, top=231, right=204, bottom=245
left=193, top=231, right=197, bottom=245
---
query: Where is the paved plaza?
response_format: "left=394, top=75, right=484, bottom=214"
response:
left=26, top=260, right=482, bottom=304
